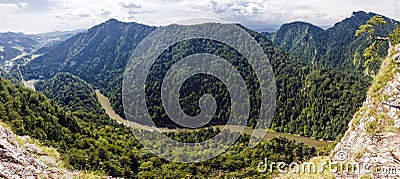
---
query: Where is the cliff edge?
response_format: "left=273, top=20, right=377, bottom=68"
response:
left=0, top=124, right=79, bottom=178
left=332, top=44, right=400, bottom=178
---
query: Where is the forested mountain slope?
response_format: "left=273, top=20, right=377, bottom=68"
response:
left=269, top=11, right=398, bottom=71
left=35, top=72, right=112, bottom=125
left=19, top=19, right=156, bottom=117
left=0, top=77, right=317, bottom=177
left=17, top=19, right=370, bottom=140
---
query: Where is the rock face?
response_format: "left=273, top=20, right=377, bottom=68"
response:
left=394, top=45, right=400, bottom=64
left=332, top=45, right=400, bottom=178
left=0, top=125, right=75, bottom=178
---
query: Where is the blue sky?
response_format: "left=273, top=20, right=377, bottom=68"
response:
left=0, top=0, right=399, bottom=34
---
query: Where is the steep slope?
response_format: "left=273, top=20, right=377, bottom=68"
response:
left=0, top=30, right=82, bottom=70
left=17, top=19, right=370, bottom=140
left=332, top=45, right=400, bottom=178
left=0, top=77, right=319, bottom=178
left=0, top=124, right=92, bottom=178
left=0, top=78, right=83, bottom=141
left=270, top=11, right=398, bottom=71
left=270, top=22, right=326, bottom=66
left=0, top=32, right=39, bottom=68
left=20, top=19, right=156, bottom=116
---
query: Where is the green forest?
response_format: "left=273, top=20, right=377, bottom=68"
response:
left=1, top=10, right=399, bottom=178
left=0, top=76, right=317, bottom=177
left=19, top=19, right=372, bottom=140
left=269, top=11, right=398, bottom=72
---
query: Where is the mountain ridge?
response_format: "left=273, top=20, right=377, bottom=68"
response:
left=268, top=11, right=399, bottom=71
left=14, top=18, right=371, bottom=140
left=0, top=30, right=83, bottom=70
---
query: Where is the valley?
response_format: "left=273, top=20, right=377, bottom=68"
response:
left=16, top=16, right=372, bottom=140
left=95, top=86, right=332, bottom=148
left=24, top=78, right=331, bottom=148
left=0, top=9, right=399, bottom=178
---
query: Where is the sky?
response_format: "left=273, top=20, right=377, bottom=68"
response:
left=0, top=0, right=399, bottom=34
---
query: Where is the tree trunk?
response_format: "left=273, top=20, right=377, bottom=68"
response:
left=372, top=36, right=392, bottom=53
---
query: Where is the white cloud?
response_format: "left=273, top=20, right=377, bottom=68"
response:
left=0, top=2, right=28, bottom=12
left=119, top=0, right=142, bottom=9
left=0, top=0, right=399, bottom=33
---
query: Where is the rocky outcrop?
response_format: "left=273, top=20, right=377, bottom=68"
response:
left=394, top=45, right=400, bottom=64
left=332, top=45, right=400, bottom=178
left=0, top=125, right=77, bottom=179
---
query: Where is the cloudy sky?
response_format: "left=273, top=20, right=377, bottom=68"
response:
left=0, top=0, right=399, bottom=34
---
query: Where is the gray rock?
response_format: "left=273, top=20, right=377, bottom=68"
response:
left=394, top=44, right=400, bottom=63
left=332, top=48, right=400, bottom=178
left=23, top=143, right=43, bottom=155
left=0, top=126, right=77, bottom=178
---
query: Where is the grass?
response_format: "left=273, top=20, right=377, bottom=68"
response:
left=1, top=122, right=106, bottom=178
left=351, top=118, right=360, bottom=130
left=353, top=147, right=366, bottom=161
left=367, top=48, right=400, bottom=105
left=353, top=48, right=400, bottom=135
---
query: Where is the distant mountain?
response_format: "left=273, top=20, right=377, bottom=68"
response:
left=30, top=29, right=85, bottom=47
left=268, top=11, right=399, bottom=71
left=0, top=30, right=83, bottom=70
left=18, top=18, right=370, bottom=140
left=0, top=32, right=39, bottom=68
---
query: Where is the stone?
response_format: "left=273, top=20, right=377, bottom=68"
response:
left=23, top=143, right=43, bottom=155
left=394, top=53, right=400, bottom=63
left=0, top=125, right=78, bottom=178
left=331, top=50, right=400, bottom=178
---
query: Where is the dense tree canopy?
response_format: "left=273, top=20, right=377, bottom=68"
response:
left=18, top=20, right=371, bottom=140
left=269, top=11, right=398, bottom=72
left=0, top=77, right=317, bottom=177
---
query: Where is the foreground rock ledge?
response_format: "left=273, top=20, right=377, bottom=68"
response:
left=0, top=125, right=77, bottom=178
left=332, top=45, right=400, bottom=178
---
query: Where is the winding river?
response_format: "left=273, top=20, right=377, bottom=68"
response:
left=23, top=80, right=331, bottom=148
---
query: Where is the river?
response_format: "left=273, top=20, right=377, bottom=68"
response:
left=23, top=80, right=331, bottom=148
